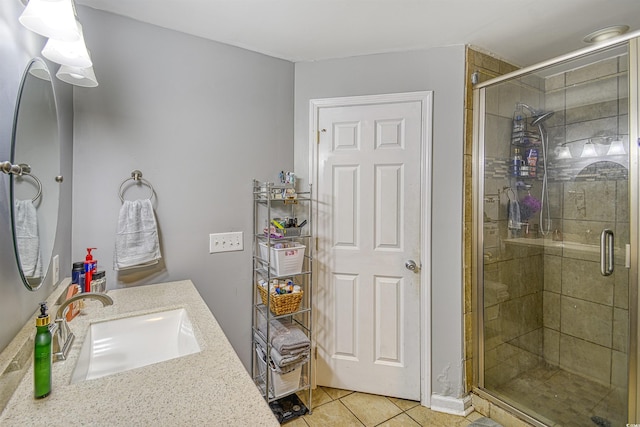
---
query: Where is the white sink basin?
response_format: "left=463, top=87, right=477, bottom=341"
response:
left=71, top=308, right=200, bottom=383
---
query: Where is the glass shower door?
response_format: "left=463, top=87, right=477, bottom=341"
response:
left=477, top=42, right=632, bottom=427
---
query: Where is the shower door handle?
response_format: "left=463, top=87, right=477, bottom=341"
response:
left=600, top=229, right=614, bottom=276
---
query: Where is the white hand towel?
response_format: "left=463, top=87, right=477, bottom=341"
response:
left=508, top=198, right=521, bottom=230
left=114, top=199, right=161, bottom=270
left=14, top=199, right=42, bottom=278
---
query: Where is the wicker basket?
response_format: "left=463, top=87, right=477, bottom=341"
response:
left=257, top=285, right=303, bottom=315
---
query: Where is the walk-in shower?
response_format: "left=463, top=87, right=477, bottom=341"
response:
left=473, top=35, right=639, bottom=426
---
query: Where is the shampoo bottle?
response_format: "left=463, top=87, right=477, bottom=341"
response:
left=34, top=302, right=52, bottom=399
left=83, top=248, right=97, bottom=293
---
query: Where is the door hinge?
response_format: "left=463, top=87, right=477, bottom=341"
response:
left=314, top=346, right=318, bottom=359
left=315, top=237, right=319, bottom=251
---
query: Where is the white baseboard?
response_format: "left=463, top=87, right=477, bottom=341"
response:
left=430, top=393, right=473, bottom=416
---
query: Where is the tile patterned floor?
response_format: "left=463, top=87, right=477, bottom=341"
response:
left=282, top=387, right=485, bottom=427
left=492, top=365, right=626, bottom=427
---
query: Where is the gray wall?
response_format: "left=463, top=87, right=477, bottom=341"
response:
left=293, top=46, right=467, bottom=399
left=0, top=2, right=74, bottom=351
left=72, top=7, right=294, bottom=367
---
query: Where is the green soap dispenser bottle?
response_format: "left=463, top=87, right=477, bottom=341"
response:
left=34, top=302, right=52, bottom=399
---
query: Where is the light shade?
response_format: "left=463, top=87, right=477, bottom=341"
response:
left=19, top=0, right=80, bottom=41
left=580, top=141, right=598, bottom=158
left=28, top=60, right=52, bottom=81
left=42, top=22, right=92, bottom=67
left=56, top=64, right=98, bottom=87
left=607, top=139, right=626, bottom=155
left=556, top=145, right=572, bottom=159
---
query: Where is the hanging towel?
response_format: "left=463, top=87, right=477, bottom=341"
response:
left=114, top=199, right=161, bottom=270
left=507, top=193, right=521, bottom=231
left=14, top=199, right=42, bottom=278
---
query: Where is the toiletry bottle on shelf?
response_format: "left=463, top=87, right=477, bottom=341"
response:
left=525, top=148, right=538, bottom=177
left=512, top=148, right=522, bottom=176
left=83, top=248, right=97, bottom=293
left=34, top=302, right=52, bottom=399
left=512, top=106, right=525, bottom=145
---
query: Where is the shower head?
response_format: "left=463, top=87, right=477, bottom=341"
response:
left=516, top=103, right=554, bottom=125
left=531, top=111, right=554, bottom=126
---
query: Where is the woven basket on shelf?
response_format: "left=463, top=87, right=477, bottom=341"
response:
left=257, top=285, right=303, bottom=315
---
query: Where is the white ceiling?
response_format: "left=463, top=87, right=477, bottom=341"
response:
left=76, top=0, right=640, bottom=66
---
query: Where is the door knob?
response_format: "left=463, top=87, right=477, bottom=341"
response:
left=405, top=260, right=419, bottom=272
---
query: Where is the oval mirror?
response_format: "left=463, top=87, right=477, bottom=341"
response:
left=10, top=58, right=61, bottom=291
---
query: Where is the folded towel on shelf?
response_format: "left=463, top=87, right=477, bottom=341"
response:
left=256, top=343, right=301, bottom=375
left=114, top=199, right=161, bottom=270
left=256, top=305, right=311, bottom=355
left=14, top=199, right=41, bottom=278
left=254, top=332, right=309, bottom=371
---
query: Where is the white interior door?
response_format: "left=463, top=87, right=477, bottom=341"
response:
left=313, top=93, right=430, bottom=400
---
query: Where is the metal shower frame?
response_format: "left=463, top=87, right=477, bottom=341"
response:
left=472, top=32, right=640, bottom=425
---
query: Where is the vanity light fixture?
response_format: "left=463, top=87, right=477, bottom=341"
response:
left=580, top=140, right=598, bottom=158
left=559, top=136, right=626, bottom=159
left=19, top=0, right=99, bottom=87
left=56, top=64, right=98, bottom=87
left=606, top=138, right=626, bottom=155
left=42, top=21, right=92, bottom=68
left=19, top=0, right=80, bottom=42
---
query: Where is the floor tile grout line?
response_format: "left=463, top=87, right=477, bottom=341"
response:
left=337, top=396, right=366, bottom=426
left=339, top=392, right=412, bottom=427
left=298, top=388, right=484, bottom=427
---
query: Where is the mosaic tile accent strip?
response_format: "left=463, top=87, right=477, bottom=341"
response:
left=485, top=157, right=628, bottom=182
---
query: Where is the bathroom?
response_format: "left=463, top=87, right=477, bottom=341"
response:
left=1, top=1, right=640, bottom=426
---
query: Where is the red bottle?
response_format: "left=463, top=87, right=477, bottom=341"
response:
left=83, top=248, right=97, bottom=293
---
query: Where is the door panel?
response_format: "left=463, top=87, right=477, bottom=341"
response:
left=316, top=98, right=424, bottom=399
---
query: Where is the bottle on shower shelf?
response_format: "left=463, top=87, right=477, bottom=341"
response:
left=512, top=148, right=522, bottom=176
left=525, top=148, right=538, bottom=177
left=511, top=105, right=525, bottom=145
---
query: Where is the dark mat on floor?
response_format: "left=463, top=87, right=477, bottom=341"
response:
left=269, top=393, right=308, bottom=424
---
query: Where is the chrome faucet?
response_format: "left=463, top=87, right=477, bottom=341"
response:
left=52, top=292, right=114, bottom=362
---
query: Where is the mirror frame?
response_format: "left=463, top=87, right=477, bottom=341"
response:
left=9, top=58, right=61, bottom=291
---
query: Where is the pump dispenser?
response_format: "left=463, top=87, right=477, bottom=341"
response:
left=34, top=302, right=52, bottom=399
left=83, top=248, right=97, bottom=293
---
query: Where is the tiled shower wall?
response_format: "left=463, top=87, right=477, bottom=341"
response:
left=463, top=47, right=518, bottom=392
left=541, top=53, right=629, bottom=389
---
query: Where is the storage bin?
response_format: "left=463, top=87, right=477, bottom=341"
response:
left=257, top=285, right=303, bottom=315
left=259, top=242, right=305, bottom=276
left=256, top=345, right=301, bottom=397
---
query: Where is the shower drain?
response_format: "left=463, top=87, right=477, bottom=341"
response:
left=591, top=415, right=612, bottom=427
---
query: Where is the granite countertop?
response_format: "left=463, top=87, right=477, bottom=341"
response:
left=0, top=280, right=279, bottom=427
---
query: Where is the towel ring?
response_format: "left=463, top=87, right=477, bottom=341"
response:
left=119, top=170, right=154, bottom=202
left=15, top=164, right=42, bottom=203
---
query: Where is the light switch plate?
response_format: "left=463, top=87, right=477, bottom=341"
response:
left=209, top=232, right=243, bottom=253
